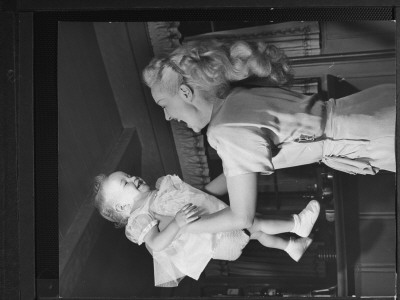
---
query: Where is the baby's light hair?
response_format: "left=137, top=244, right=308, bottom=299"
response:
left=143, top=39, right=292, bottom=99
left=92, top=174, right=128, bottom=228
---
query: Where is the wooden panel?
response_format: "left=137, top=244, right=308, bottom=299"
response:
left=358, top=217, right=396, bottom=265
left=356, top=174, right=396, bottom=214
left=354, top=265, right=396, bottom=296
left=330, top=74, right=395, bottom=91
left=321, top=21, right=395, bottom=54
left=292, top=54, right=395, bottom=92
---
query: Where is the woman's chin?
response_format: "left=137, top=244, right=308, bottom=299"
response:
left=189, top=125, right=202, bottom=133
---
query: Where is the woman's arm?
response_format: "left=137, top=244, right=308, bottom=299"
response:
left=144, top=203, right=198, bottom=252
left=184, top=172, right=258, bottom=234
left=203, top=173, right=228, bottom=196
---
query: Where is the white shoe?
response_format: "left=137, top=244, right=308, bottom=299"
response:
left=291, top=200, right=320, bottom=237
left=285, top=237, right=313, bottom=262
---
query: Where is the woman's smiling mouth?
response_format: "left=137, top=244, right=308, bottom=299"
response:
left=134, top=178, right=145, bottom=189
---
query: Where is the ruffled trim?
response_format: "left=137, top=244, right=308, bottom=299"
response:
left=137, top=220, right=158, bottom=245
left=157, top=175, right=183, bottom=193
left=212, top=230, right=250, bottom=261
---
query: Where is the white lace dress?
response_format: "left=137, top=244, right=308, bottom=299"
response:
left=125, top=175, right=249, bottom=287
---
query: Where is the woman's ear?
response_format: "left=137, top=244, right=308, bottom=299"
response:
left=179, top=84, right=193, bottom=102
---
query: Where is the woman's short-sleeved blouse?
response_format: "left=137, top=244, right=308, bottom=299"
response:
left=207, top=87, right=326, bottom=177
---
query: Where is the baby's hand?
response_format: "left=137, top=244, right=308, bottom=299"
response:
left=175, top=203, right=199, bottom=228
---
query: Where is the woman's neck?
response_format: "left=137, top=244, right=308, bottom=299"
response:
left=211, top=97, right=225, bottom=119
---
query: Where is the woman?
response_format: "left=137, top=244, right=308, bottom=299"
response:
left=142, top=39, right=395, bottom=234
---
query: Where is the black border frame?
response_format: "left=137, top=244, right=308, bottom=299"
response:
left=1, top=3, right=399, bottom=300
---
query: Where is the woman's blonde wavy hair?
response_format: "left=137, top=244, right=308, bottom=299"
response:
left=143, top=39, right=292, bottom=99
left=92, top=174, right=128, bottom=228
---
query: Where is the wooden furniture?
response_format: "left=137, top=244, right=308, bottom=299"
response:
left=328, top=75, right=396, bottom=297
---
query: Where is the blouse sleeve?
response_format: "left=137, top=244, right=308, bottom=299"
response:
left=207, top=125, right=274, bottom=177
left=125, top=213, right=158, bottom=245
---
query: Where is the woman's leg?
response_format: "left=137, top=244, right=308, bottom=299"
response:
left=251, top=232, right=312, bottom=262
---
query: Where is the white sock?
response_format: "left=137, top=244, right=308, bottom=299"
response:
left=290, top=200, right=320, bottom=237
left=284, top=237, right=313, bottom=262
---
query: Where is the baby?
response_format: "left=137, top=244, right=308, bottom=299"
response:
left=93, top=171, right=320, bottom=287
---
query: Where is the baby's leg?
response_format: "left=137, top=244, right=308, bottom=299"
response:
left=250, top=231, right=288, bottom=250
left=248, top=215, right=294, bottom=235
left=248, top=200, right=320, bottom=238
left=251, top=232, right=312, bottom=262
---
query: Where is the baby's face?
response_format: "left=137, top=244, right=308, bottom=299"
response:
left=103, top=171, right=151, bottom=211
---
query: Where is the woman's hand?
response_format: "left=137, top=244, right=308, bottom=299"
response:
left=175, top=203, right=200, bottom=228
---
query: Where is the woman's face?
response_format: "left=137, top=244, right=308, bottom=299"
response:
left=103, top=171, right=150, bottom=214
left=151, top=85, right=213, bottom=133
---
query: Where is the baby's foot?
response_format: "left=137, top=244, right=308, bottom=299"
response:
left=284, top=237, right=313, bottom=262
left=291, top=200, right=320, bottom=237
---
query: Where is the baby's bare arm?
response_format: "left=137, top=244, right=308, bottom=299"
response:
left=143, top=203, right=199, bottom=252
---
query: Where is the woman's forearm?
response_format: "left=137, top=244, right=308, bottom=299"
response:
left=185, top=173, right=259, bottom=234
left=203, top=173, right=228, bottom=196
left=184, top=206, right=252, bottom=234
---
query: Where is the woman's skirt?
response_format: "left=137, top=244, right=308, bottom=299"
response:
left=322, top=84, right=396, bottom=174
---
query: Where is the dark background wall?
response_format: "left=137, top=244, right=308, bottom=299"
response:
left=58, top=21, right=123, bottom=239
